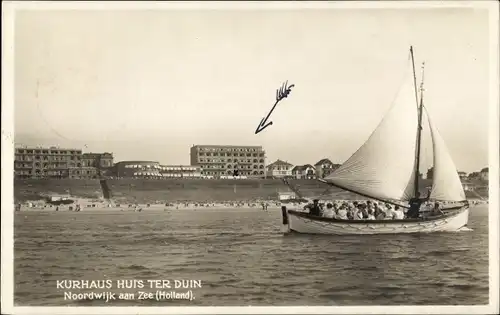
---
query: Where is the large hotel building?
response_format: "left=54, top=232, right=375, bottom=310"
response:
left=189, top=145, right=266, bottom=177
left=14, top=146, right=113, bottom=179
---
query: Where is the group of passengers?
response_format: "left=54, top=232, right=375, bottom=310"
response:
left=304, top=199, right=445, bottom=220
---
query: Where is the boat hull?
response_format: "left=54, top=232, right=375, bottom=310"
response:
left=282, top=206, right=469, bottom=235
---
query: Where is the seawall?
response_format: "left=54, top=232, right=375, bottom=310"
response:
left=14, top=179, right=332, bottom=203
left=13, top=178, right=488, bottom=203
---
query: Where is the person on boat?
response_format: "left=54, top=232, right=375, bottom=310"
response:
left=407, top=189, right=432, bottom=219
left=346, top=205, right=355, bottom=220
left=353, top=204, right=364, bottom=220
left=307, top=199, right=322, bottom=216
left=359, top=204, right=369, bottom=219
left=331, top=204, right=340, bottom=219
left=322, top=203, right=334, bottom=218
left=384, top=204, right=395, bottom=220
left=393, top=205, right=405, bottom=220
left=355, top=209, right=364, bottom=220
left=431, top=201, right=444, bottom=216
left=366, top=209, right=376, bottom=220
left=375, top=205, right=386, bottom=220
left=337, top=205, right=348, bottom=220
left=423, top=201, right=433, bottom=212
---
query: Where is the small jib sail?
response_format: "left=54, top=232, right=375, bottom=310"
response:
left=323, top=46, right=466, bottom=205
left=425, top=108, right=466, bottom=201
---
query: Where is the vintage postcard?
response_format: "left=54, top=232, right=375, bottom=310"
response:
left=1, top=1, right=499, bottom=314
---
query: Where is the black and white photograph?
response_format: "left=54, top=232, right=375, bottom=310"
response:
left=1, top=1, right=499, bottom=314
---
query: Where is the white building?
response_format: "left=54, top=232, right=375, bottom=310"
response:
left=266, top=159, right=294, bottom=178
left=160, top=165, right=202, bottom=178
left=314, top=158, right=340, bottom=179
left=291, top=164, right=316, bottom=179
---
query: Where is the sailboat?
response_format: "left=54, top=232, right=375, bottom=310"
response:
left=281, top=46, right=470, bottom=235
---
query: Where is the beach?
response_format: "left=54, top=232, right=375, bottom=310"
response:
left=16, top=198, right=283, bottom=212
left=14, top=178, right=488, bottom=213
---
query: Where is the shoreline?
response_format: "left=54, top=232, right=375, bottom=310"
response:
left=14, top=178, right=490, bottom=204
left=14, top=197, right=488, bottom=213
left=15, top=206, right=281, bottom=213
left=15, top=198, right=282, bottom=212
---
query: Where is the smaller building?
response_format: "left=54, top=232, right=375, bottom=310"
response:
left=462, top=181, right=479, bottom=192
left=114, top=161, right=162, bottom=178
left=480, top=167, right=488, bottom=181
left=291, top=164, right=316, bottom=179
left=266, top=159, right=294, bottom=178
left=82, top=152, right=114, bottom=168
left=160, top=165, right=202, bottom=178
left=80, top=152, right=114, bottom=179
left=314, top=158, right=340, bottom=179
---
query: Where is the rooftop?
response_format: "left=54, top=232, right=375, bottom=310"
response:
left=292, top=164, right=315, bottom=172
left=314, top=158, right=334, bottom=166
left=83, top=152, right=113, bottom=157
left=115, top=161, right=160, bottom=165
left=267, top=159, right=293, bottom=167
left=15, top=146, right=82, bottom=151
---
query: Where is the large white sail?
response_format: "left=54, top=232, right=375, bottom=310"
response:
left=425, top=108, right=466, bottom=201
left=325, top=61, right=418, bottom=201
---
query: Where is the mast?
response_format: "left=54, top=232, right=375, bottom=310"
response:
left=410, top=45, right=425, bottom=198
left=410, top=47, right=420, bottom=109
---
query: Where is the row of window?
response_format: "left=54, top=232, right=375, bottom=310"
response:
left=14, top=169, right=95, bottom=175
left=15, top=149, right=82, bottom=155
left=123, top=165, right=200, bottom=171
left=15, top=163, right=34, bottom=168
left=197, top=147, right=263, bottom=153
left=132, top=173, right=202, bottom=177
left=16, top=170, right=69, bottom=175
left=14, top=163, right=111, bottom=170
left=123, top=164, right=159, bottom=169
left=292, top=170, right=316, bottom=175
left=162, top=170, right=201, bottom=173
left=199, top=158, right=265, bottom=164
left=269, top=166, right=293, bottom=171
left=201, top=164, right=265, bottom=170
left=15, top=163, right=87, bottom=168
left=201, top=170, right=265, bottom=176
left=198, top=152, right=265, bottom=158
left=15, top=155, right=81, bottom=161
left=271, top=170, right=293, bottom=175
left=15, top=175, right=99, bottom=179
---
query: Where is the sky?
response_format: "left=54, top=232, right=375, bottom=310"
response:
left=14, top=6, right=491, bottom=173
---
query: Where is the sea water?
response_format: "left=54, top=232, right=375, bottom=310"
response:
left=14, top=205, right=489, bottom=306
